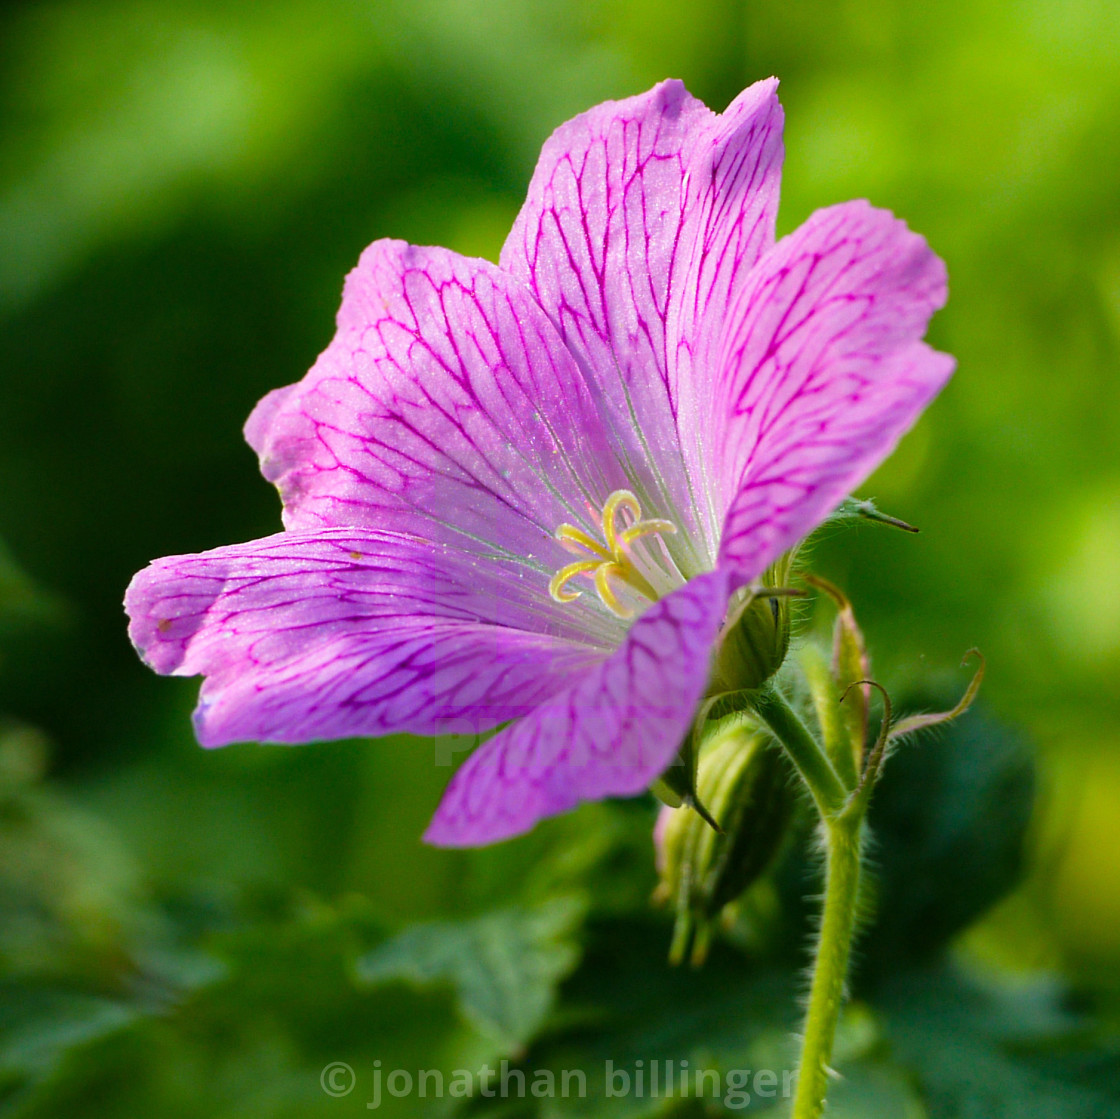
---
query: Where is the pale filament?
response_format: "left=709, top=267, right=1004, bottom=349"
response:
left=548, top=490, right=677, bottom=619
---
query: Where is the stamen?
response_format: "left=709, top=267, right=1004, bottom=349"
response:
left=555, top=524, right=612, bottom=560
left=548, top=559, right=601, bottom=603
left=548, top=489, right=680, bottom=619
left=620, top=519, right=677, bottom=546
left=594, top=563, right=632, bottom=618
left=601, top=490, right=642, bottom=555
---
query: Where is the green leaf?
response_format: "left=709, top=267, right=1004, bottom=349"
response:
left=0, top=541, right=62, bottom=638
left=0, top=988, right=138, bottom=1110
left=0, top=737, right=141, bottom=985
left=460, top=913, right=804, bottom=1117
left=862, top=700, right=1035, bottom=968
left=879, top=965, right=1118, bottom=1119
left=826, top=1059, right=927, bottom=1119
left=357, top=897, right=587, bottom=1053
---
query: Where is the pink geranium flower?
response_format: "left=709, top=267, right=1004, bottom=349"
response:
left=126, top=79, right=953, bottom=846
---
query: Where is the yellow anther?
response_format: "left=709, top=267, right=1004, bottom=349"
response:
left=601, top=490, right=643, bottom=554
left=548, top=559, right=601, bottom=603
left=555, top=523, right=612, bottom=560
left=620, top=519, right=677, bottom=546
left=548, top=489, right=678, bottom=619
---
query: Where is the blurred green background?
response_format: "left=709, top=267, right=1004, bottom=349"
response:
left=1, top=1, right=1119, bottom=1115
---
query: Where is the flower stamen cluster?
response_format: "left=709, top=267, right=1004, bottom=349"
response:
left=549, top=489, right=679, bottom=619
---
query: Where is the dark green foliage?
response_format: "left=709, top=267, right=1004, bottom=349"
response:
left=861, top=697, right=1036, bottom=969
left=358, top=898, right=587, bottom=1053
left=877, top=967, right=1119, bottom=1119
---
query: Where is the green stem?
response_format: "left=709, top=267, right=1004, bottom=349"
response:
left=750, top=684, right=848, bottom=816
left=747, top=682, right=866, bottom=1118
left=792, top=810, right=863, bottom=1119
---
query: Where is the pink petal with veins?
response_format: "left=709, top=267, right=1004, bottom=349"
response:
left=714, top=200, right=954, bottom=584
left=424, top=570, right=730, bottom=846
left=127, top=528, right=607, bottom=746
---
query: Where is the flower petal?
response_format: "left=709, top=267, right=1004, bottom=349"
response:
left=423, top=569, right=731, bottom=847
left=125, top=528, right=608, bottom=747
left=501, top=78, right=784, bottom=564
left=245, top=241, right=630, bottom=578
left=672, top=79, right=785, bottom=369
left=715, top=200, right=955, bottom=584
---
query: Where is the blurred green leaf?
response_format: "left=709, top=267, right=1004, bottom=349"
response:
left=862, top=700, right=1035, bottom=968
left=358, top=897, right=587, bottom=1054
left=0, top=728, right=139, bottom=985
left=878, top=965, right=1119, bottom=1119
left=460, top=913, right=802, bottom=1116
left=0, top=988, right=139, bottom=1116
left=0, top=543, right=61, bottom=639
left=825, top=1060, right=927, bottom=1119
left=0, top=0, right=388, bottom=311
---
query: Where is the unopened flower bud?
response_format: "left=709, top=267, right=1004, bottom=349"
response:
left=712, top=555, right=797, bottom=692
left=654, top=719, right=793, bottom=966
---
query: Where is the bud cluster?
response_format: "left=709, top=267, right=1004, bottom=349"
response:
left=651, top=555, right=983, bottom=968
left=654, top=718, right=793, bottom=966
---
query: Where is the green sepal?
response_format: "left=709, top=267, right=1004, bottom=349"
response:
left=799, top=640, right=857, bottom=789
left=804, top=573, right=871, bottom=778
left=828, top=496, right=919, bottom=533
left=655, top=715, right=795, bottom=967
left=650, top=726, right=697, bottom=809
left=711, top=552, right=799, bottom=693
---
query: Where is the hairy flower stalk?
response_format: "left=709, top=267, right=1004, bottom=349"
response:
left=795, top=805, right=864, bottom=1119
left=126, top=77, right=959, bottom=1117
left=663, top=582, right=984, bottom=1118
